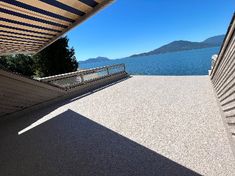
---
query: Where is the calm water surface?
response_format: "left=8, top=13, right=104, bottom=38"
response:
left=80, top=47, right=220, bottom=75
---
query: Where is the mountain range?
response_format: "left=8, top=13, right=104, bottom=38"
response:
left=80, top=57, right=110, bottom=64
left=130, top=35, right=225, bottom=57
left=81, top=34, right=225, bottom=63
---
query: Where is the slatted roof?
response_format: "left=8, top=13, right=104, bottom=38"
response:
left=0, top=0, right=113, bottom=56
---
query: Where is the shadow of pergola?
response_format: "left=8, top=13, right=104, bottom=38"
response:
left=0, top=109, right=201, bottom=176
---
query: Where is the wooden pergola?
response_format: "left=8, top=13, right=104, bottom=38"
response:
left=0, top=0, right=113, bottom=56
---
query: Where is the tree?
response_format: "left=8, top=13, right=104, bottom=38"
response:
left=0, top=54, right=35, bottom=77
left=0, top=36, right=78, bottom=78
left=0, top=56, right=8, bottom=68
left=34, top=36, right=78, bottom=77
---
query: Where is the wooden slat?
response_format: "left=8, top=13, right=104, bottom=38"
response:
left=0, top=51, right=35, bottom=56
left=0, top=27, right=53, bottom=39
left=0, top=21, right=58, bottom=35
left=0, top=34, right=48, bottom=44
left=0, top=42, right=40, bottom=47
left=17, top=0, right=79, bottom=20
left=0, top=47, right=37, bottom=52
left=0, top=49, right=38, bottom=54
left=0, top=48, right=38, bottom=53
left=58, top=0, right=93, bottom=13
left=0, top=32, right=50, bottom=41
left=0, top=37, right=45, bottom=45
left=0, top=38, right=44, bottom=45
left=0, top=43, right=40, bottom=50
left=0, top=1, right=71, bottom=26
left=0, top=12, right=65, bottom=31
left=0, top=43, right=39, bottom=48
left=0, top=45, right=40, bottom=50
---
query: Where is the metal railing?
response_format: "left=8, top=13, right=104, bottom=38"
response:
left=38, top=64, right=126, bottom=89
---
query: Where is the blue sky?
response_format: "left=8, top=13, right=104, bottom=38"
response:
left=67, top=0, right=234, bottom=61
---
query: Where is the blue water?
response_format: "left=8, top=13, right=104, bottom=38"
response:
left=80, top=47, right=220, bottom=75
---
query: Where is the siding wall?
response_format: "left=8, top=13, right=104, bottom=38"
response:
left=0, top=69, right=65, bottom=117
left=211, top=14, right=235, bottom=138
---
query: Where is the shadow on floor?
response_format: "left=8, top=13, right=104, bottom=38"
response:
left=0, top=109, right=201, bottom=176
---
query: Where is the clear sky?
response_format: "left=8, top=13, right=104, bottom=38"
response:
left=67, top=0, right=235, bottom=61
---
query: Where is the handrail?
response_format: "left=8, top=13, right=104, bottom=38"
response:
left=38, top=64, right=126, bottom=90
left=38, top=64, right=125, bottom=82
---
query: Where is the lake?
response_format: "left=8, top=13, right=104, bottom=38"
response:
left=80, top=47, right=220, bottom=75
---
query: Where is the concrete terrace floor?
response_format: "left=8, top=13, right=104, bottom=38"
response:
left=0, top=76, right=235, bottom=176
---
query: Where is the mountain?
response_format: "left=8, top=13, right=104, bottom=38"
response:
left=80, top=57, right=110, bottom=63
left=130, top=35, right=225, bottom=57
left=203, top=35, right=225, bottom=45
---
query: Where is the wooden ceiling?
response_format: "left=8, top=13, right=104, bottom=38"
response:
left=0, top=0, right=113, bottom=56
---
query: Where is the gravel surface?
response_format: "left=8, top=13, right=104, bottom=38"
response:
left=0, top=76, right=235, bottom=176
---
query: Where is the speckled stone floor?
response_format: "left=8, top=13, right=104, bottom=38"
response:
left=0, top=76, right=235, bottom=176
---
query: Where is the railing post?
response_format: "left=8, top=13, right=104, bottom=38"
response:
left=211, top=54, right=218, bottom=70
left=209, top=54, right=218, bottom=76
left=106, top=67, right=110, bottom=75
left=80, top=74, right=84, bottom=83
